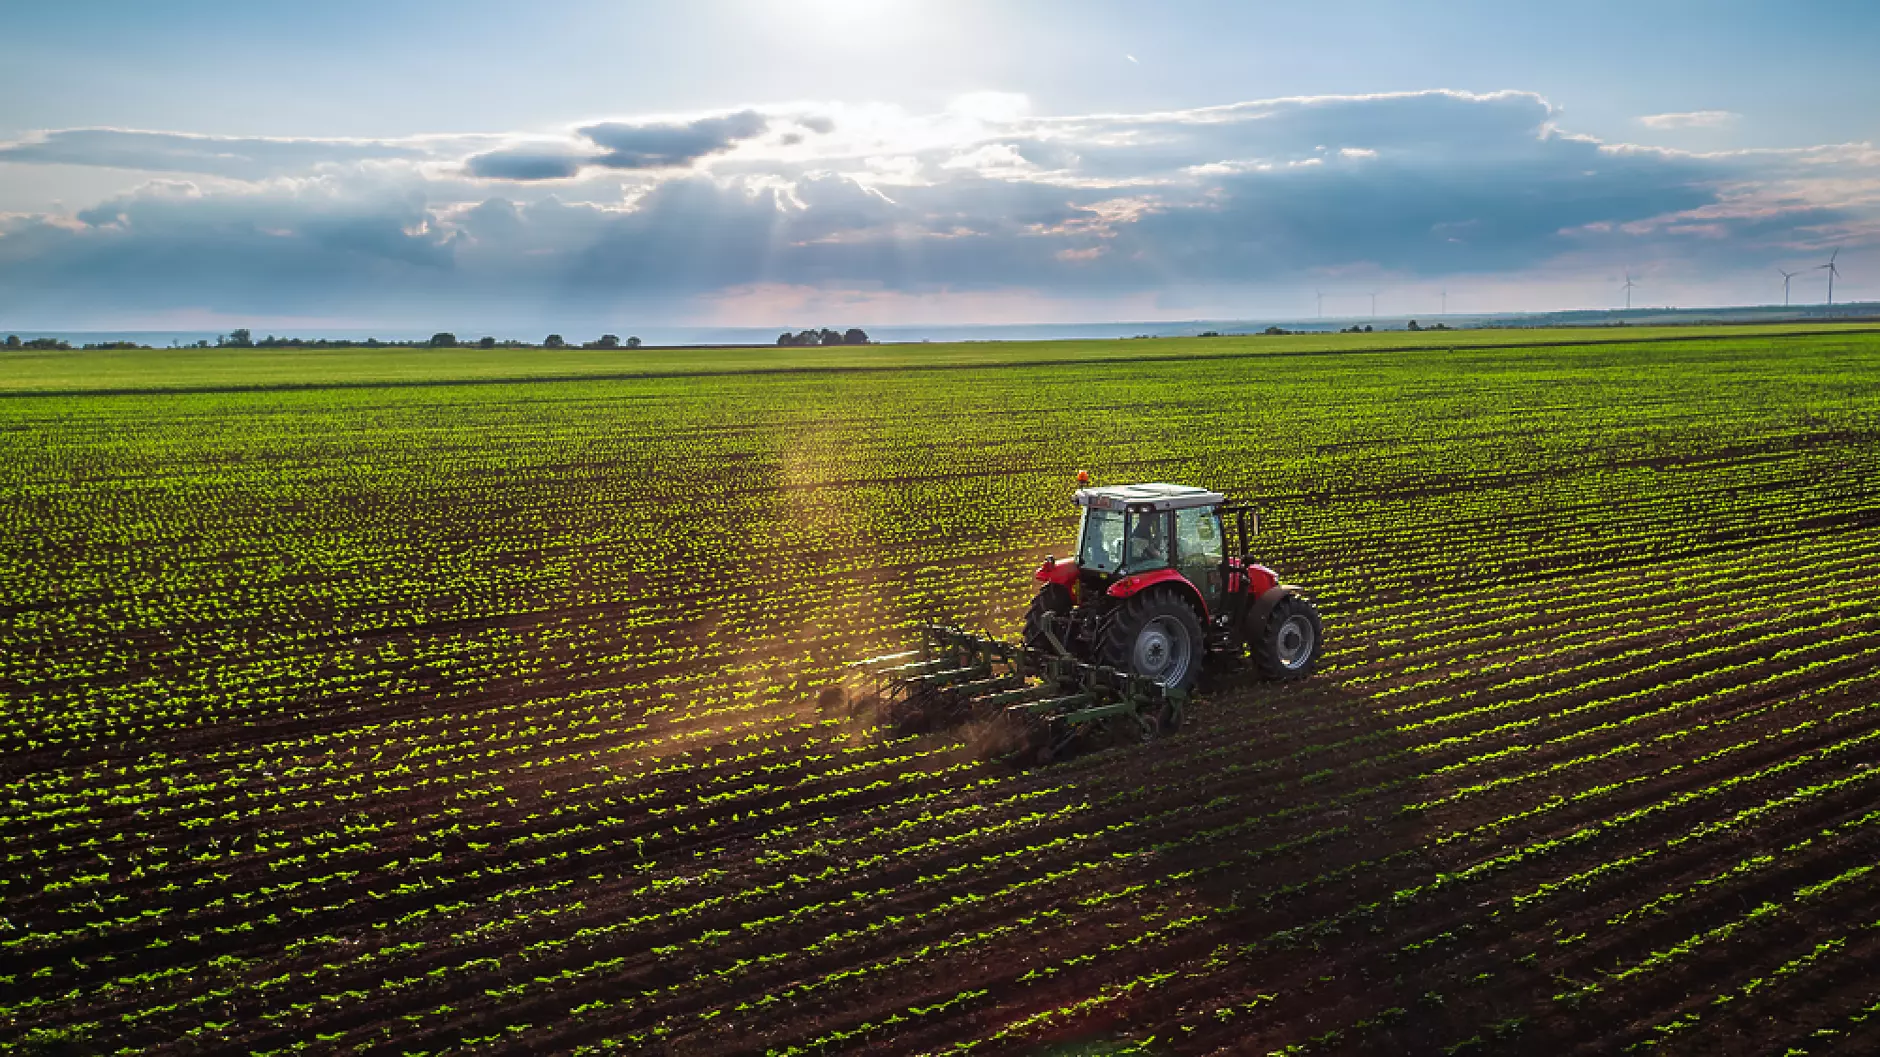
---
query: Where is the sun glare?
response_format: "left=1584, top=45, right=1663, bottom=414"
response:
left=750, top=0, right=936, bottom=46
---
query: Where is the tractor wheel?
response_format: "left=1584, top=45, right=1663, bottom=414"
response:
left=1099, top=588, right=1204, bottom=692
left=1022, top=584, right=1074, bottom=654
left=1254, top=594, right=1324, bottom=680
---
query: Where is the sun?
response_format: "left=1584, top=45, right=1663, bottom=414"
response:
left=747, top=0, right=935, bottom=43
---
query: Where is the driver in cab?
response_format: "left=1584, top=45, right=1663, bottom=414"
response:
left=1130, top=515, right=1167, bottom=565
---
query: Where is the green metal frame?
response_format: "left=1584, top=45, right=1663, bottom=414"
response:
left=863, top=624, right=1189, bottom=751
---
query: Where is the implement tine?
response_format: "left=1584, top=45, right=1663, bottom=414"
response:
left=849, top=648, right=921, bottom=669
left=869, top=620, right=1187, bottom=762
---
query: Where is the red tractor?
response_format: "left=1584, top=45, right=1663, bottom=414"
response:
left=865, top=481, right=1322, bottom=759
left=1023, top=481, right=1323, bottom=690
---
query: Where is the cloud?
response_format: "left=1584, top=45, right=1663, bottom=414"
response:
left=463, top=147, right=588, bottom=181
left=2, top=90, right=1876, bottom=328
left=461, top=110, right=774, bottom=182
left=0, top=128, right=452, bottom=180
left=1637, top=110, right=1741, bottom=130
left=580, top=109, right=769, bottom=169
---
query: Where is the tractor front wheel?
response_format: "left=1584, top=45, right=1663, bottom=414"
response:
left=1100, top=588, right=1204, bottom=691
left=1254, top=594, right=1324, bottom=680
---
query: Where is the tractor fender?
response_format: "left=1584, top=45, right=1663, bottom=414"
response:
left=1107, top=568, right=1209, bottom=622
left=1034, top=558, right=1079, bottom=589
left=1227, top=561, right=1279, bottom=597
left=1245, top=583, right=1302, bottom=634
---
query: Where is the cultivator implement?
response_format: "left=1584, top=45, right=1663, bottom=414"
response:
left=854, top=624, right=1187, bottom=763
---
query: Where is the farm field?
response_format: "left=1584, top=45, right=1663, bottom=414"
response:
left=4, top=326, right=1880, bottom=1055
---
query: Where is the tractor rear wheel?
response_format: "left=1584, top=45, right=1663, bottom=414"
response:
left=1100, top=588, right=1204, bottom=691
left=1022, top=584, right=1073, bottom=654
left=1254, top=594, right=1323, bottom=680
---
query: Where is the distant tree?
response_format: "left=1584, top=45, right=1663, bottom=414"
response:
left=842, top=328, right=869, bottom=345
left=1363, top=324, right=1373, bottom=333
left=23, top=337, right=70, bottom=350
left=795, top=329, right=820, bottom=346
left=544, top=334, right=565, bottom=348
left=626, top=336, right=642, bottom=348
left=593, top=334, right=620, bottom=349
left=777, top=332, right=796, bottom=346
left=220, top=328, right=253, bottom=348
left=430, top=332, right=458, bottom=347
left=1407, top=319, right=1420, bottom=331
left=478, top=336, right=496, bottom=348
left=1261, top=326, right=1288, bottom=336
left=3, top=335, right=18, bottom=349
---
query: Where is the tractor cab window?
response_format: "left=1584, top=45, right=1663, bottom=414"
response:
left=1078, top=508, right=1126, bottom=572
left=1125, top=509, right=1172, bottom=571
left=1176, top=506, right=1226, bottom=610
left=1175, top=508, right=1224, bottom=565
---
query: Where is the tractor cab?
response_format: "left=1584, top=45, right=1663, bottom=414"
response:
left=1071, top=483, right=1231, bottom=610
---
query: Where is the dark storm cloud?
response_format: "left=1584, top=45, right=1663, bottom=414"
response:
left=0, top=184, right=457, bottom=320
left=1099, top=142, right=1722, bottom=279
left=1029, top=91, right=1562, bottom=182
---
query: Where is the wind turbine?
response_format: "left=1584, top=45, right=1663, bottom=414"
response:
left=1315, top=290, right=1324, bottom=319
left=1440, top=289, right=1447, bottom=316
left=1818, top=249, right=1841, bottom=307
left=1370, top=292, right=1378, bottom=319
left=1779, top=268, right=1799, bottom=307
left=1621, top=272, right=1637, bottom=311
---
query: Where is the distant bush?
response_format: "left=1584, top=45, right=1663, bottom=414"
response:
left=778, top=328, right=869, bottom=346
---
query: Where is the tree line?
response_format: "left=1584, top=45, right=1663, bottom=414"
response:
left=205, top=330, right=647, bottom=350
left=777, top=328, right=870, bottom=346
left=7, top=328, right=884, bottom=351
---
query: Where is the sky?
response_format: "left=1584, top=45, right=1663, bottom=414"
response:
left=1, top=0, right=1876, bottom=334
